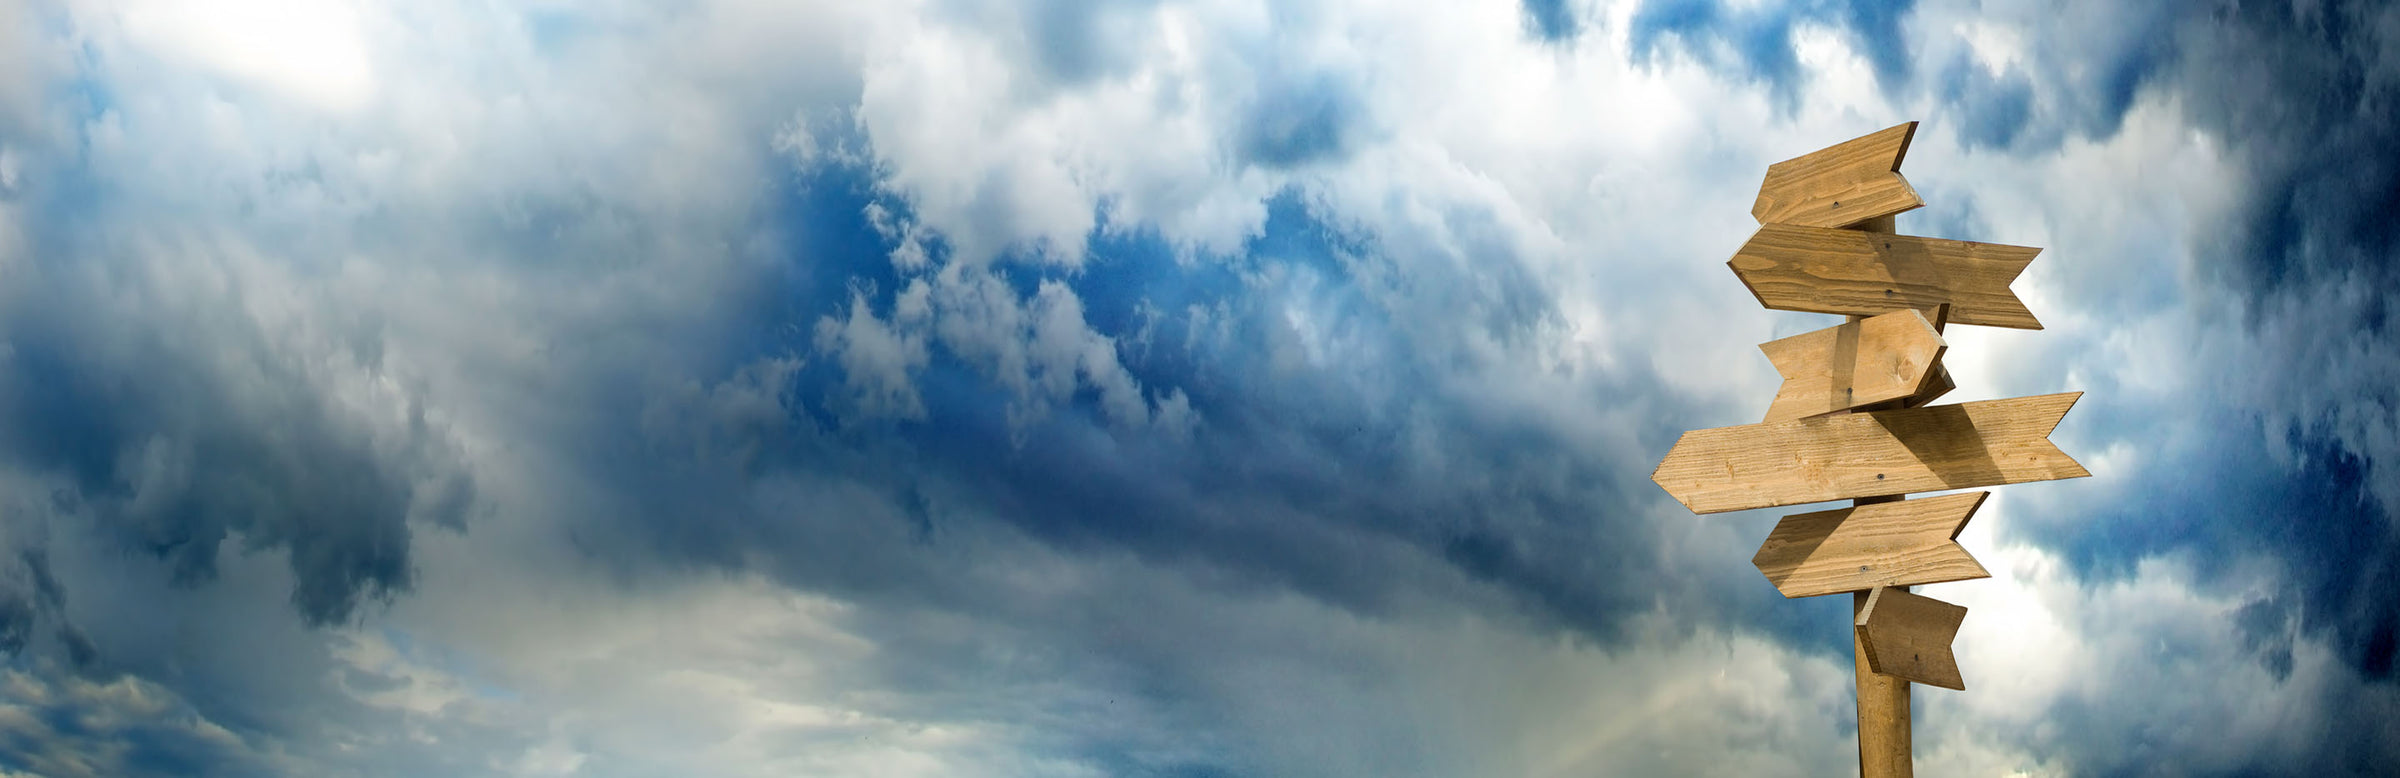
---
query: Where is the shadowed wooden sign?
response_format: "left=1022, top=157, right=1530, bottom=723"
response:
left=1752, top=492, right=1990, bottom=599
left=1729, top=224, right=2043, bottom=329
left=1855, top=586, right=1968, bottom=690
left=1652, top=392, right=2088, bottom=514
left=1751, top=122, right=1924, bottom=229
left=1760, top=308, right=1948, bottom=422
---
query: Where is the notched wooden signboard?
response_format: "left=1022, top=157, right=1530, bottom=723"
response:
left=1729, top=224, right=2043, bottom=329
left=1855, top=586, right=1968, bottom=691
left=1760, top=307, right=1948, bottom=422
left=1752, top=491, right=1990, bottom=599
left=1651, top=392, right=2087, bottom=514
left=1751, top=122, right=1923, bottom=229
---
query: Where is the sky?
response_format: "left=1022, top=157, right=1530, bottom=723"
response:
left=0, top=0, right=2396, bottom=775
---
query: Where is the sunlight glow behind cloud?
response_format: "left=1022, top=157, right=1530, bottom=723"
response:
left=113, top=0, right=374, bottom=110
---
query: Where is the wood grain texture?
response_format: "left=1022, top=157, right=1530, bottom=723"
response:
left=1651, top=392, right=2088, bottom=514
left=1903, top=363, right=1954, bottom=409
left=1728, top=224, right=2044, bottom=329
left=1753, top=492, right=1990, bottom=598
left=1864, top=305, right=1955, bottom=412
left=1760, top=308, right=1948, bottom=422
left=1752, top=122, right=1924, bottom=229
left=1856, top=586, right=1967, bottom=691
left=1854, top=588, right=1913, bottom=777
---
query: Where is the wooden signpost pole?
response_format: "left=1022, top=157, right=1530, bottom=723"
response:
left=1846, top=215, right=1912, bottom=778
left=1651, top=123, right=2088, bottom=777
left=1854, top=582, right=1911, bottom=775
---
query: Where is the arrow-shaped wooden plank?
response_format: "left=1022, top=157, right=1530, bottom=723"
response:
left=1752, top=492, right=1990, bottom=598
left=1752, top=122, right=1924, bottom=229
left=1728, top=223, right=2044, bottom=329
left=1760, top=308, right=1947, bottom=422
left=1855, top=586, right=1967, bottom=690
left=1858, top=303, right=1957, bottom=413
left=1651, top=392, right=2087, bottom=514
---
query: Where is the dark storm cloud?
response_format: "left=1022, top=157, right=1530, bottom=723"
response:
left=0, top=665, right=270, bottom=778
left=588, top=171, right=1723, bottom=651
left=2173, top=1, right=2400, bottom=295
left=0, top=539, right=90, bottom=671
left=0, top=230, right=473, bottom=627
left=471, top=143, right=1843, bottom=773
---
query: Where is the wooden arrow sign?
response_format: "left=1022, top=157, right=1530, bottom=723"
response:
left=1728, top=223, right=2043, bottom=329
left=1855, top=586, right=1967, bottom=690
left=1752, top=492, right=1990, bottom=599
left=1752, top=122, right=1924, bottom=229
left=1651, top=392, right=2087, bottom=514
left=1761, top=308, right=1947, bottom=422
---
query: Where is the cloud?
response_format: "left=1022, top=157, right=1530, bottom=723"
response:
left=1934, top=51, right=2035, bottom=150
left=107, top=0, right=376, bottom=111
left=0, top=664, right=277, bottom=778
left=0, top=195, right=474, bottom=627
left=1916, top=524, right=2400, bottom=775
left=2, top=0, right=2398, bottom=775
left=1627, top=0, right=1920, bottom=108
left=816, top=288, right=928, bottom=422
left=1894, top=0, right=2400, bottom=688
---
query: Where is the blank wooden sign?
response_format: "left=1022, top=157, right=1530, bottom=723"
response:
left=1728, top=224, right=2043, bottom=329
left=1854, top=586, right=1968, bottom=690
left=1751, top=122, right=1924, bottom=229
left=1651, top=392, right=2090, bottom=514
left=1760, top=308, right=1948, bottom=422
left=1752, top=492, right=1990, bottom=599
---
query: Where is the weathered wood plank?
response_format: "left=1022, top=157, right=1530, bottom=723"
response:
left=1855, top=586, right=1967, bottom=691
left=1651, top=392, right=2088, bottom=514
left=1752, top=122, right=1924, bottom=229
left=1728, top=224, right=2044, bottom=329
left=1753, top=492, right=1990, bottom=598
left=1760, top=309, right=1947, bottom=422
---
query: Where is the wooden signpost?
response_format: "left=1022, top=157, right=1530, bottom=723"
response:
left=1652, top=122, right=2089, bottom=777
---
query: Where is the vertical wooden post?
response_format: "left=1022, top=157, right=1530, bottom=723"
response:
left=1847, top=213, right=1912, bottom=778
left=1853, top=578, right=1912, bottom=776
